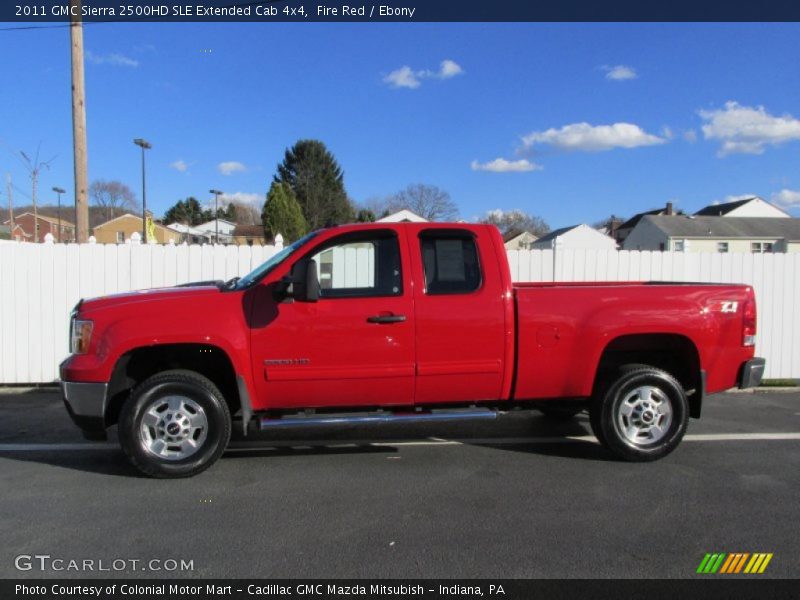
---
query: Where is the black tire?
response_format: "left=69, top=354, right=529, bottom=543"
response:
left=536, top=402, right=584, bottom=421
left=119, top=369, right=231, bottom=478
left=590, top=364, right=688, bottom=462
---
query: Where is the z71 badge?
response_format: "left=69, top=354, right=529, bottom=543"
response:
left=720, top=301, right=739, bottom=313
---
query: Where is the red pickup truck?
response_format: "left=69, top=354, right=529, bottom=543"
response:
left=60, top=222, right=764, bottom=477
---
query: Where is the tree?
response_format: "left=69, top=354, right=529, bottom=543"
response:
left=274, top=140, right=353, bottom=229
left=89, top=180, right=139, bottom=222
left=262, top=182, right=308, bottom=243
left=384, top=184, right=459, bottom=221
left=226, top=201, right=260, bottom=225
left=163, top=197, right=205, bottom=226
left=355, top=208, right=376, bottom=223
left=479, top=209, right=550, bottom=237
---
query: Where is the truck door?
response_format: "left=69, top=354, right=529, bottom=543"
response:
left=250, top=228, right=415, bottom=409
left=411, top=227, right=507, bottom=404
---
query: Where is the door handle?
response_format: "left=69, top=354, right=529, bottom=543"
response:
left=367, top=314, right=407, bottom=324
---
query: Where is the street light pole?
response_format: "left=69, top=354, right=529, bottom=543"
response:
left=209, top=189, right=222, bottom=244
left=133, top=138, right=152, bottom=243
left=52, top=187, right=66, bottom=242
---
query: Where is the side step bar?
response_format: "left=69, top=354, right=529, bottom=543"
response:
left=259, top=408, right=497, bottom=429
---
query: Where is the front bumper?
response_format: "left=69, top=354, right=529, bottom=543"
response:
left=61, top=381, right=109, bottom=439
left=739, top=357, right=766, bottom=389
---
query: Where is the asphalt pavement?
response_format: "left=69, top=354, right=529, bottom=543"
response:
left=1, top=387, right=798, bottom=579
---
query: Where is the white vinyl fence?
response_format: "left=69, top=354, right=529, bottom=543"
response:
left=0, top=242, right=797, bottom=383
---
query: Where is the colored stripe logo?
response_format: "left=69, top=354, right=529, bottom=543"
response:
left=697, top=553, right=773, bottom=574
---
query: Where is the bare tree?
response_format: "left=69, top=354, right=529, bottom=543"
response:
left=89, top=180, right=139, bottom=222
left=384, top=184, right=459, bottom=221
left=227, top=201, right=261, bottom=225
left=479, top=209, right=550, bottom=237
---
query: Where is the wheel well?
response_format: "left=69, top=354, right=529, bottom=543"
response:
left=105, top=344, right=240, bottom=427
left=594, top=334, right=702, bottom=418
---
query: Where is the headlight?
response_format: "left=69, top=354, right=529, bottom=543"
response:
left=70, top=318, right=94, bottom=354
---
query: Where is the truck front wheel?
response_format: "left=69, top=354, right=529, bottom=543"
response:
left=119, top=370, right=231, bottom=478
left=590, top=365, right=688, bottom=461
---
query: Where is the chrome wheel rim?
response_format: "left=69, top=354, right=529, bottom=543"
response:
left=616, top=385, right=673, bottom=446
left=140, top=396, right=208, bottom=461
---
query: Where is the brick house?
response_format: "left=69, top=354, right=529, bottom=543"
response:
left=3, top=212, right=76, bottom=242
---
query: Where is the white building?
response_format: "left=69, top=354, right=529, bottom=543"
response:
left=195, top=219, right=237, bottom=243
left=623, top=215, right=800, bottom=253
left=503, top=230, right=538, bottom=250
left=376, top=209, right=428, bottom=223
left=531, top=224, right=618, bottom=251
left=166, top=223, right=213, bottom=244
left=694, top=196, right=789, bottom=218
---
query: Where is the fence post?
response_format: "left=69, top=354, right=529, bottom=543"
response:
left=275, top=233, right=284, bottom=250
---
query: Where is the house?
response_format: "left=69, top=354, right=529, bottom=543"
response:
left=3, top=212, right=76, bottom=243
left=503, top=229, right=538, bottom=250
left=531, top=224, right=618, bottom=251
left=93, top=213, right=181, bottom=244
left=376, top=209, right=428, bottom=223
left=231, top=224, right=267, bottom=246
left=166, top=223, right=213, bottom=244
left=614, top=202, right=680, bottom=246
left=694, top=196, right=789, bottom=218
left=196, top=218, right=237, bottom=243
left=622, top=215, right=800, bottom=253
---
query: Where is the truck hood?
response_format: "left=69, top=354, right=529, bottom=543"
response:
left=78, top=285, right=223, bottom=314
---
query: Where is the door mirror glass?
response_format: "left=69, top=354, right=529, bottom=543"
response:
left=279, top=258, right=319, bottom=302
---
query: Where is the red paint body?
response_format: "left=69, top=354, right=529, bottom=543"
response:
left=61, top=223, right=757, bottom=410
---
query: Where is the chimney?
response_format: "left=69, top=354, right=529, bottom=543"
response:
left=666, top=202, right=674, bottom=216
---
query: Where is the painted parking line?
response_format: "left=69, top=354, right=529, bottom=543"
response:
left=1, top=432, right=799, bottom=453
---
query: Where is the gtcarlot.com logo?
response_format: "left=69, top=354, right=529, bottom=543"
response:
left=697, top=552, right=773, bottom=574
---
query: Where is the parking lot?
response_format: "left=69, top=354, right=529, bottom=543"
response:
left=1, top=387, right=798, bottom=579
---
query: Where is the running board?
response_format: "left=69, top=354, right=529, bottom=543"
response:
left=259, top=408, right=497, bottom=429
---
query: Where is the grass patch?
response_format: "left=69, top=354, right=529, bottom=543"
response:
left=760, top=378, right=799, bottom=388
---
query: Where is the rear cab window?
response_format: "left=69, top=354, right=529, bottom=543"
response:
left=419, top=230, right=482, bottom=295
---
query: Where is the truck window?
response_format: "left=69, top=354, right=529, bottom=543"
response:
left=308, top=231, right=403, bottom=299
left=419, top=231, right=482, bottom=295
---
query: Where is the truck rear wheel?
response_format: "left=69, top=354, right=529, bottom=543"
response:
left=119, top=370, right=231, bottom=478
left=590, top=365, right=688, bottom=461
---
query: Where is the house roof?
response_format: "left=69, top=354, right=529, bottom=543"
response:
left=376, top=209, right=428, bottom=223
left=94, top=213, right=172, bottom=232
left=502, top=229, right=536, bottom=243
left=642, top=215, right=800, bottom=240
left=618, top=208, right=668, bottom=231
left=531, top=225, right=580, bottom=245
left=694, top=197, right=756, bottom=216
left=166, top=223, right=211, bottom=236
left=4, top=212, right=75, bottom=227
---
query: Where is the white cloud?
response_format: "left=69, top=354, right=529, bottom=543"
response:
left=700, top=101, right=800, bottom=156
left=383, top=66, right=421, bottom=89
left=683, top=129, right=698, bottom=143
left=170, top=159, right=189, bottom=173
left=602, top=65, right=637, bottom=81
left=522, top=122, right=666, bottom=152
left=470, top=158, right=541, bottom=173
left=661, top=126, right=674, bottom=140
left=383, top=59, right=464, bottom=89
left=86, top=50, right=139, bottom=67
left=438, top=59, right=464, bottom=79
left=217, top=161, right=247, bottom=176
left=220, top=191, right=262, bottom=207
left=772, top=189, right=800, bottom=209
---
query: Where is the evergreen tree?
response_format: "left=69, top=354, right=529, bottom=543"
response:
left=274, top=140, right=353, bottom=229
left=262, top=182, right=308, bottom=243
left=163, top=197, right=205, bottom=226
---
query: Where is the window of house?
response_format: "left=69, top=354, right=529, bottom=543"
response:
left=752, top=242, right=774, bottom=253
left=116, top=231, right=125, bottom=243
left=764, top=243, right=774, bottom=253
left=717, top=242, right=729, bottom=253
left=673, top=240, right=685, bottom=252
left=659, top=243, right=665, bottom=251
left=419, top=231, right=482, bottom=295
left=307, top=231, right=402, bottom=299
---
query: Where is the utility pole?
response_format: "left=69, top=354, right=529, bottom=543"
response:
left=53, top=187, right=66, bottom=242
left=209, top=189, right=223, bottom=243
left=5, top=174, right=12, bottom=231
left=70, top=0, right=89, bottom=243
left=133, top=138, right=152, bottom=243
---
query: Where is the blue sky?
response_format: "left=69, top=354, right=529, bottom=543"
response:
left=1, top=22, right=799, bottom=228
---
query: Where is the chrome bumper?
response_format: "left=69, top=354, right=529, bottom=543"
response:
left=61, top=381, right=108, bottom=438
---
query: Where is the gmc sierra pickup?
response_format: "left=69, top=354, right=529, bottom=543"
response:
left=60, top=222, right=765, bottom=477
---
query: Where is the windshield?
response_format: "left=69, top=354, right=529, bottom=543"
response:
left=233, top=231, right=319, bottom=290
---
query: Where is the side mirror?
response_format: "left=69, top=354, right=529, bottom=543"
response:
left=279, top=259, right=320, bottom=303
